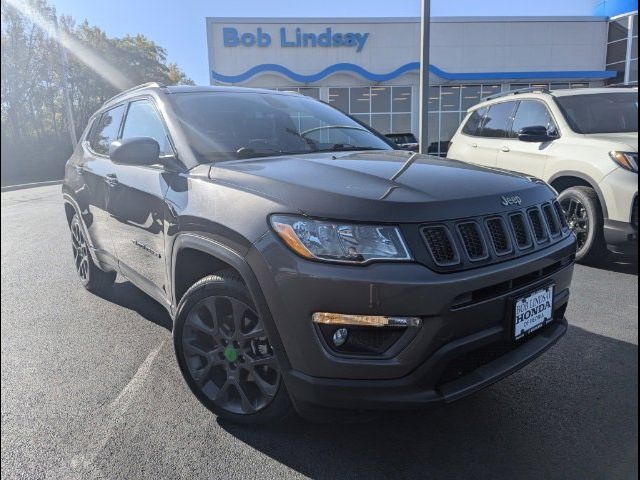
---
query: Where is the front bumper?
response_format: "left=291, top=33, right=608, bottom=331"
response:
left=286, top=318, right=567, bottom=411
left=247, top=233, right=575, bottom=410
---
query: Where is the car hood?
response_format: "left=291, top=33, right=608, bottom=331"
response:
left=582, top=132, right=638, bottom=151
left=208, top=150, right=556, bottom=223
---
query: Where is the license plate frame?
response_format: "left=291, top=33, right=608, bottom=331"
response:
left=512, top=283, right=555, bottom=341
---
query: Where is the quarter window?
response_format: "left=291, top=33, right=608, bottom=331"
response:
left=90, top=105, right=125, bottom=155
left=121, top=100, right=173, bottom=156
left=510, top=101, right=558, bottom=137
left=461, top=107, right=488, bottom=136
left=478, top=101, right=517, bottom=138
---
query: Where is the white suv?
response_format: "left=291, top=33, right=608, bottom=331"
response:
left=447, top=87, right=638, bottom=263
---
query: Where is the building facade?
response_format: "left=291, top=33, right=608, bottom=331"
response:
left=206, top=14, right=637, bottom=154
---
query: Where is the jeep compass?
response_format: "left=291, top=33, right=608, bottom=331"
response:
left=63, top=83, right=576, bottom=424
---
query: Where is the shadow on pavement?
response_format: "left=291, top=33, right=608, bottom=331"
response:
left=588, top=252, right=638, bottom=276
left=92, top=280, right=172, bottom=331
left=219, top=326, right=638, bottom=480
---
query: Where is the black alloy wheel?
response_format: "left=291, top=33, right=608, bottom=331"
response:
left=174, top=274, right=291, bottom=424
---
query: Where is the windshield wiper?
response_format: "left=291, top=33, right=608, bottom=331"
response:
left=315, top=145, right=386, bottom=153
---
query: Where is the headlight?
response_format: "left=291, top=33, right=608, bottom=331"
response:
left=270, top=215, right=412, bottom=264
left=609, top=151, right=638, bottom=173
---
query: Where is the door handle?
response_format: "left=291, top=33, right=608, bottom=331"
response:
left=500, top=146, right=510, bottom=152
left=105, top=174, right=119, bottom=187
left=471, top=143, right=478, bottom=148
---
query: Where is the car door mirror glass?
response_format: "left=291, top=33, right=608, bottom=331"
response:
left=109, top=137, right=160, bottom=166
left=517, top=125, right=554, bottom=143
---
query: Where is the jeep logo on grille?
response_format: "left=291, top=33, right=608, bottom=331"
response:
left=501, top=195, right=522, bottom=207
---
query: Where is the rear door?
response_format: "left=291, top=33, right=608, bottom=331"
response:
left=106, top=98, right=175, bottom=304
left=449, top=102, right=516, bottom=167
left=496, top=99, right=559, bottom=178
left=78, top=104, right=126, bottom=265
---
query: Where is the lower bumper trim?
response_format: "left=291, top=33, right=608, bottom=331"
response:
left=285, top=318, right=567, bottom=412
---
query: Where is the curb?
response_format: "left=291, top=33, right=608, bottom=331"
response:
left=1, top=180, right=63, bottom=193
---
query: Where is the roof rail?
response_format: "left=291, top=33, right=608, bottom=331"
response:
left=483, top=86, right=551, bottom=102
left=104, top=82, right=167, bottom=106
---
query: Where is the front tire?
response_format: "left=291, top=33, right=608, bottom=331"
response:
left=558, top=186, right=607, bottom=263
left=173, top=273, right=291, bottom=425
left=70, top=213, right=116, bottom=292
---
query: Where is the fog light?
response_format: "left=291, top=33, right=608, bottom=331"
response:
left=332, top=328, right=348, bottom=347
left=312, top=312, right=421, bottom=327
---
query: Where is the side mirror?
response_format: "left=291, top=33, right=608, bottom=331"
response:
left=517, top=126, right=554, bottom=143
left=109, top=137, right=160, bottom=166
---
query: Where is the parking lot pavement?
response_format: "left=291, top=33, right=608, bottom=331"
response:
left=1, top=185, right=637, bottom=480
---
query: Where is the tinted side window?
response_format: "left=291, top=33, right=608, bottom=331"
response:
left=121, top=100, right=173, bottom=156
left=462, top=107, right=488, bottom=136
left=511, top=101, right=558, bottom=137
left=90, top=105, right=125, bottom=155
left=478, top=102, right=516, bottom=138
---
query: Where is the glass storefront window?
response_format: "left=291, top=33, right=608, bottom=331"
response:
left=427, top=86, right=440, bottom=111
left=371, top=87, right=391, bottom=113
left=440, top=86, right=461, bottom=111
left=350, top=87, right=370, bottom=114
left=370, top=114, right=391, bottom=134
left=328, top=88, right=349, bottom=112
left=327, top=86, right=412, bottom=134
left=607, top=40, right=628, bottom=65
left=461, top=85, right=481, bottom=110
left=392, top=113, right=411, bottom=133
left=606, top=13, right=638, bottom=85
left=609, top=17, right=629, bottom=42
left=392, top=86, right=412, bottom=113
left=481, top=85, right=501, bottom=98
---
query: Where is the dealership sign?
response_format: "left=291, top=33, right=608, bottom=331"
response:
left=222, top=27, right=370, bottom=52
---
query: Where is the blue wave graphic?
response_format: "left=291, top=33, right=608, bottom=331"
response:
left=210, top=62, right=616, bottom=83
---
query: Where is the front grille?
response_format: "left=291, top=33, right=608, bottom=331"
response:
left=553, top=200, right=568, bottom=230
left=542, top=203, right=561, bottom=236
left=419, top=200, right=571, bottom=272
left=486, top=217, right=512, bottom=255
left=421, top=226, right=459, bottom=266
left=528, top=207, right=549, bottom=243
left=457, top=222, right=487, bottom=260
left=509, top=213, right=533, bottom=249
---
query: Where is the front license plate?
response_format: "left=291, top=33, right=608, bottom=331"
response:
left=513, top=285, right=555, bottom=341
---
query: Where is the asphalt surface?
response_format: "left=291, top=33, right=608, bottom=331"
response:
left=1, top=185, right=638, bottom=480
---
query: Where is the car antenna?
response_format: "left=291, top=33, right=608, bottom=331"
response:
left=389, top=152, right=420, bottom=182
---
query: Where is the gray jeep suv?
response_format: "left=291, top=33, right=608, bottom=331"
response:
left=62, top=83, right=576, bottom=424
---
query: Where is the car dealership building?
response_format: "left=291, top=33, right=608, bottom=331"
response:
left=206, top=8, right=638, bottom=154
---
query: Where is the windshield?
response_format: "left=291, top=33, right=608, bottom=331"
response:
left=555, top=92, right=638, bottom=134
left=169, top=91, right=392, bottom=162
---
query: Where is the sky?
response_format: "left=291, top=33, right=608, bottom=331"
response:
left=47, top=0, right=600, bottom=85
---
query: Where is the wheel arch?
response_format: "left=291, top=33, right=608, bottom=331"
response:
left=548, top=171, right=608, bottom=219
left=170, top=233, right=290, bottom=368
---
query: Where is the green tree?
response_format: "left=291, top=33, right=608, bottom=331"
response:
left=1, top=0, right=193, bottom=184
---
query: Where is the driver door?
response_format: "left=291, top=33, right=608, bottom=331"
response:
left=106, top=98, right=175, bottom=304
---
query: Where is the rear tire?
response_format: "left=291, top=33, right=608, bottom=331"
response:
left=70, top=214, right=117, bottom=292
left=173, top=273, right=292, bottom=425
left=557, top=186, right=607, bottom=264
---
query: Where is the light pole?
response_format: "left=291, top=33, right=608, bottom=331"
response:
left=419, top=0, right=430, bottom=154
